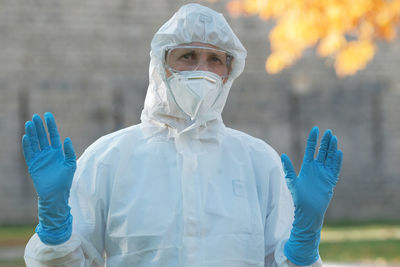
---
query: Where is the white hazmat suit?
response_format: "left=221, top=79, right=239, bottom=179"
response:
left=25, top=3, right=322, bottom=267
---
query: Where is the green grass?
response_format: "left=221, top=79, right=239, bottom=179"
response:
left=320, top=224, right=400, bottom=264
left=320, top=239, right=400, bottom=263
left=0, top=260, right=25, bottom=267
left=0, top=226, right=35, bottom=267
left=1, top=223, right=400, bottom=264
left=0, top=225, right=35, bottom=247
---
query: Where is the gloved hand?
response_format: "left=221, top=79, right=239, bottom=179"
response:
left=22, top=112, right=76, bottom=245
left=281, top=126, right=343, bottom=265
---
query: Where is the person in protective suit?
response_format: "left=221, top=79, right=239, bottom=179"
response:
left=22, top=3, right=343, bottom=267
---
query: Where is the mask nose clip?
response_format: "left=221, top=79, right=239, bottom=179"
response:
left=187, top=75, right=217, bottom=84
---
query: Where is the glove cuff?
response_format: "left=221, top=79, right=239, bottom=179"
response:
left=36, top=213, right=73, bottom=245
left=284, top=230, right=320, bottom=266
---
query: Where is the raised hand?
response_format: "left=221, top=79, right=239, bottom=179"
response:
left=22, top=112, right=76, bottom=245
left=281, top=126, right=343, bottom=265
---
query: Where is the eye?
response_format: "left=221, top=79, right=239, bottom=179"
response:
left=209, top=53, right=226, bottom=65
left=211, top=56, right=222, bottom=62
left=181, top=51, right=195, bottom=60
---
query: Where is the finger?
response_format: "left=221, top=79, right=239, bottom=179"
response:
left=316, top=129, right=332, bottom=163
left=25, top=121, right=40, bottom=153
left=333, top=150, right=343, bottom=177
left=281, top=154, right=297, bottom=189
left=304, top=126, right=319, bottom=162
left=22, top=135, right=34, bottom=164
left=32, top=114, right=49, bottom=150
left=325, top=135, right=338, bottom=168
left=44, top=112, right=61, bottom=148
left=64, top=137, right=76, bottom=166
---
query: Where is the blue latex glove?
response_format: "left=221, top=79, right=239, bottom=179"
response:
left=22, top=112, right=76, bottom=245
left=281, top=127, right=343, bottom=265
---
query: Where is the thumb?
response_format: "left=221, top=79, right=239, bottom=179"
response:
left=64, top=137, right=76, bottom=166
left=281, top=154, right=297, bottom=187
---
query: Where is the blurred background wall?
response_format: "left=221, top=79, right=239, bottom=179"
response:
left=0, top=0, right=399, bottom=224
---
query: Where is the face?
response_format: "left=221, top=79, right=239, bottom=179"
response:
left=164, top=42, right=232, bottom=83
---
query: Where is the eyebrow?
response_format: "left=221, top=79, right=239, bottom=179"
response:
left=208, top=52, right=225, bottom=58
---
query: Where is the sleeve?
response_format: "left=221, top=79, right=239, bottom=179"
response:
left=24, top=147, right=112, bottom=267
left=263, top=161, right=323, bottom=267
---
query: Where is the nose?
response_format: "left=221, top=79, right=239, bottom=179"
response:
left=194, top=55, right=210, bottom=72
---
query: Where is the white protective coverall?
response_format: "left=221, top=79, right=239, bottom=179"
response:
left=25, top=3, right=322, bottom=267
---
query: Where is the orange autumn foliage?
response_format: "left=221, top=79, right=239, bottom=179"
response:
left=221, top=0, right=400, bottom=76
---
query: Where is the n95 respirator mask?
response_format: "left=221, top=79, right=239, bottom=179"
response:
left=166, top=70, right=223, bottom=120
